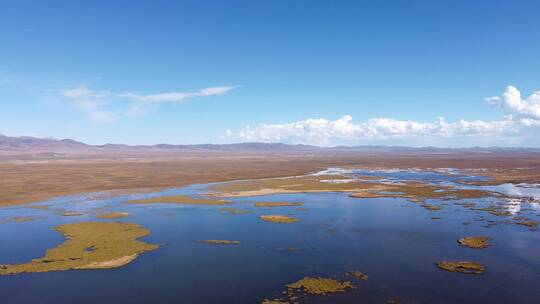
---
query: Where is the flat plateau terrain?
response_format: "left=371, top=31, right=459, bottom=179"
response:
left=2, top=150, right=540, bottom=207
left=2, top=142, right=540, bottom=303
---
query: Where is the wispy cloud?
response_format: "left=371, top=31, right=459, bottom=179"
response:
left=225, top=85, right=540, bottom=146
left=88, top=110, right=116, bottom=123
left=60, top=85, right=236, bottom=122
left=60, top=86, right=110, bottom=100
left=118, top=86, right=235, bottom=103
left=119, top=86, right=236, bottom=117
left=60, top=86, right=115, bottom=123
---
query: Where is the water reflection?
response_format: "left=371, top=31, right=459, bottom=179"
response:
left=0, top=169, right=539, bottom=303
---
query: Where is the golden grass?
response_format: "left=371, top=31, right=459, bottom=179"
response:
left=211, top=175, right=376, bottom=197
left=255, top=202, right=303, bottom=207
left=0, top=216, right=40, bottom=224
left=513, top=218, right=538, bottom=230
left=96, top=212, right=130, bottom=219
left=259, top=215, right=299, bottom=223
left=435, top=261, right=485, bottom=274
left=211, top=174, right=490, bottom=203
left=286, top=277, right=354, bottom=295
left=2, top=153, right=539, bottom=207
left=345, top=271, right=368, bottom=281
left=27, top=205, right=49, bottom=210
left=127, top=195, right=230, bottom=205
left=0, top=222, right=158, bottom=275
left=422, top=204, right=443, bottom=211
left=0, top=156, right=371, bottom=207
left=470, top=206, right=513, bottom=217
left=474, top=168, right=540, bottom=186
left=458, top=237, right=489, bottom=249
left=61, top=211, right=84, bottom=216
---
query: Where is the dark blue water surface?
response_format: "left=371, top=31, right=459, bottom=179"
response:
left=0, top=173, right=539, bottom=304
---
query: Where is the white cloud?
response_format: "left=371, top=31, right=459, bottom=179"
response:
left=219, top=129, right=234, bottom=140
left=60, top=86, right=109, bottom=100
left=61, top=85, right=236, bottom=121
left=119, top=86, right=235, bottom=103
left=520, top=118, right=540, bottom=127
left=235, top=115, right=521, bottom=145
left=60, top=85, right=115, bottom=123
left=198, top=86, right=237, bottom=97
left=230, top=85, right=540, bottom=146
left=120, top=86, right=236, bottom=116
left=486, top=85, right=540, bottom=119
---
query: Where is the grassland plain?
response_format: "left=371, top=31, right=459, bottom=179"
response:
left=2, top=152, right=540, bottom=207
left=210, top=174, right=490, bottom=201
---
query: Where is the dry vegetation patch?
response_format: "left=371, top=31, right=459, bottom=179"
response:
left=422, top=204, right=442, bottom=211
left=27, top=205, right=49, bottom=210
left=0, top=222, right=158, bottom=275
left=255, top=202, right=303, bottom=207
left=2, top=153, right=539, bottom=207
left=286, top=277, right=354, bottom=295
left=458, top=236, right=489, bottom=249
left=96, top=212, right=130, bottom=219
left=211, top=174, right=490, bottom=204
left=471, top=206, right=513, bottom=217
left=0, top=156, right=366, bottom=207
left=0, top=216, right=40, bottom=224
left=211, top=175, right=374, bottom=197
left=350, top=184, right=488, bottom=202
left=513, top=218, right=538, bottom=230
left=259, top=215, right=299, bottom=223
left=61, top=211, right=84, bottom=217
left=345, top=271, right=368, bottom=281
left=435, top=261, right=485, bottom=274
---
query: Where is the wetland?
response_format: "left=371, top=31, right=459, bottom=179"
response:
left=1, top=165, right=539, bottom=303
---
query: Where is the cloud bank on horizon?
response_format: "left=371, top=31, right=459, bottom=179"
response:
left=58, top=84, right=540, bottom=147
left=226, top=86, right=540, bottom=147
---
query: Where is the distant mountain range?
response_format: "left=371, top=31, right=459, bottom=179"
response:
left=1, top=133, right=539, bottom=161
left=0, top=133, right=323, bottom=160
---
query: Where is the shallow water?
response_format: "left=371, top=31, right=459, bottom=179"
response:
left=353, top=168, right=490, bottom=183
left=1, top=170, right=539, bottom=303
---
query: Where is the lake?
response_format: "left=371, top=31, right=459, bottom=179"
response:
left=1, top=169, right=539, bottom=303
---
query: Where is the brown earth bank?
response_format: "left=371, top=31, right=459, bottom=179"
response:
left=2, top=152, right=540, bottom=207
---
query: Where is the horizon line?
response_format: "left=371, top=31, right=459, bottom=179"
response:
left=1, top=133, right=540, bottom=150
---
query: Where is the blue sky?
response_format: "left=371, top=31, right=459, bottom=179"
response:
left=1, top=1, right=539, bottom=146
